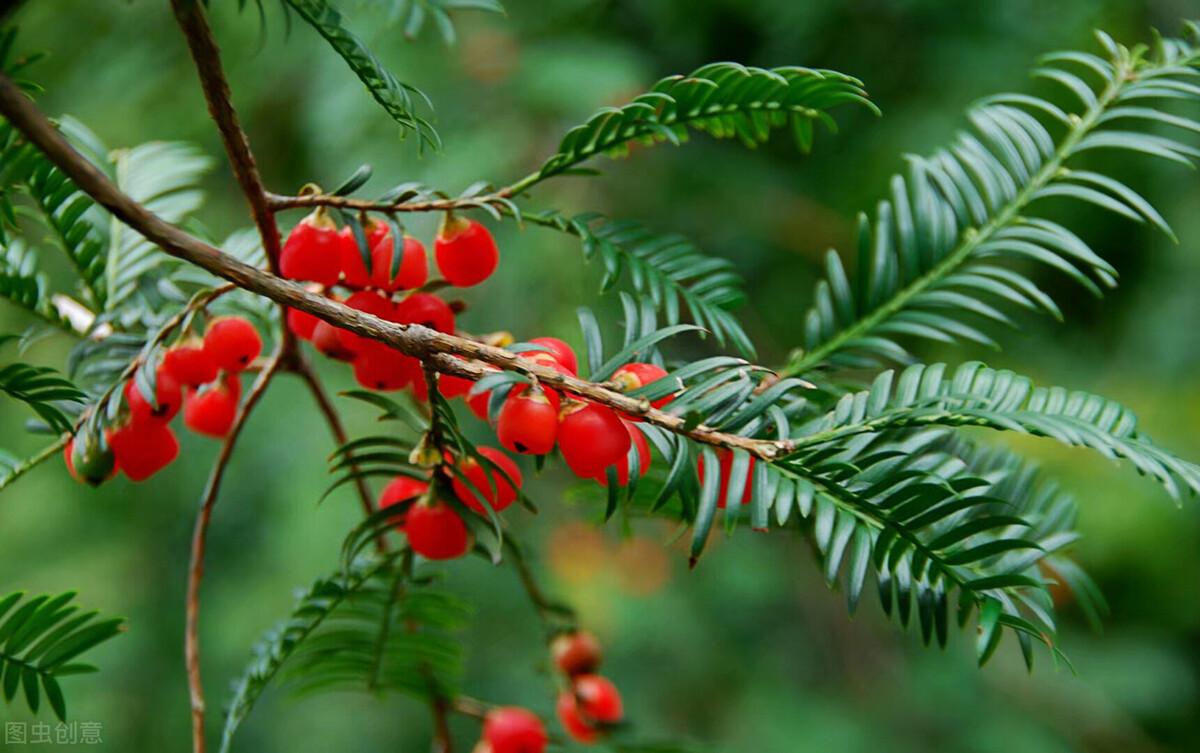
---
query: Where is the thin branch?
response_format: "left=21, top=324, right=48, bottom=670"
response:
left=185, top=347, right=284, bottom=753
left=0, top=435, right=67, bottom=493
left=170, top=0, right=282, bottom=272
left=503, top=536, right=574, bottom=627
left=290, top=354, right=380, bottom=535
left=266, top=188, right=515, bottom=214
left=0, top=74, right=793, bottom=461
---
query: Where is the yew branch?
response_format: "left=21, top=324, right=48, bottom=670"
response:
left=0, top=73, right=792, bottom=461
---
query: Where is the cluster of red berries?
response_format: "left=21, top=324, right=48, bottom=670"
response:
left=551, top=630, right=624, bottom=744
left=281, top=209, right=499, bottom=396
left=471, top=631, right=622, bottom=753
left=484, top=339, right=670, bottom=486
left=64, top=316, right=263, bottom=484
left=376, top=446, right=521, bottom=560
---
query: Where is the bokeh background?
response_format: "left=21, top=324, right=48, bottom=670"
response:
left=3, top=0, right=1200, bottom=751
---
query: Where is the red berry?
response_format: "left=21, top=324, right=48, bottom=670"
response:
left=337, top=291, right=394, bottom=355
left=370, top=232, right=428, bottom=291
left=281, top=211, right=341, bottom=286
left=286, top=307, right=319, bottom=340
left=161, top=339, right=218, bottom=386
left=556, top=692, right=597, bottom=744
left=574, top=674, right=623, bottom=724
left=551, top=631, right=602, bottom=677
left=338, top=221, right=391, bottom=288
left=203, top=317, right=262, bottom=372
left=451, top=447, right=521, bottom=514
left=183, top=374, right=242, bottom=438
left=312, top=320, right=355, bottom=361
left=124, top=367, right=183, bottom=424
left=353, top=347, right=420, bottom=392
left=483, top=707, right=548, bottom=753
left=497, top=386, right=560, bottom=455
left=405, top=501, right=471, bottom=560
left=107, top=421, right=180, bottom=481
left=697, top=449, right=755, bottom=508
left=63, top=436, right=117, bottom=486
left=435, top=217, right=498, bottom=287
left=378, top=475, right=429, bottom=530
left=394, top=292, right=455, bottom=334
left=592, top=421, right=650, bottom=487
left=612, top=362, right=674, bottom=416
left=528, top=337, right=578, bottom=375
left=558, top=402, right=631, bottom=477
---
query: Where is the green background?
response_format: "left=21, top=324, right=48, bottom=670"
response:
left=2, top=1, right=1199, bottom=751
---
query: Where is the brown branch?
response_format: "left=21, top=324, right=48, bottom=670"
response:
left=170, top=0, right=281, bottom=271
left=265, top=189, right=513, bottom=214
left=0, top=73, right=793, bottom=461
left=429, top=696, right=454, bottom=753
left=185, top=347, right=285, bottom=753
left=290, top=354, right=381, bottom=538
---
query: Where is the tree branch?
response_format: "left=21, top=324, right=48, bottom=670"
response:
left=0, top=73, right=793, bottom=461
left=185, top=347, right=284, bottom=753
left=290, top=353, right=381, bottom=542
left=170, top=0, right=282, bottom=272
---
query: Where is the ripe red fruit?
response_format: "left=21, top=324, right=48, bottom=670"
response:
left=338, top=221, right=391, bottom=288
left=435, top=217, right=498, bottom=287
left=551, top=631, right=602, bottom=676
left=286, top=307, right=319, bottom=340
left=697, top=449, right=755, bottom=508
left=203, top=317, right=262, bottom=372
left=393, top=292, right=455, bottom=334
left=63, top=436, right=117, bottom=486
left=161, top=340, right=218, bottom=386
left=497, top=387, right=559, bottom=455
left=370, top=233, right=428, bottom=291
left=281, top=211, right=341, bottom=286
left=183, top=374, right=242, bottom=438
left=574, top=674, right=623, bottom=724
left=353, top=348, right=420, bottom=392
left=312, top=320, right=355, bottom=361
left=451, top=447, right=522, bottom=514
left=482, top=707, right=548, bottom=753
left=124, top=368, right=183, bottom=423
left=107, top=421, right=180, bottom=481
left=337, top=290, right=394, bottom=354
left=378, top=475, right=429, bottom=530
left=528, top=337, right=578, bottom=375
left=612, top=362, right=674, bottom=415
left=558, top=402, right=631, bottom=477
left=592, top=421, right=650, bottom=487
left=405, top=501, right=471, bottom=560
left=556, top=691, right=598, bottom=744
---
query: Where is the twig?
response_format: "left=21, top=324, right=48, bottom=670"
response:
left=290, top=354, right=381, bottom=540
left=0, top=435, right=68, bottom=493
left=185, top=347, right=284, bottom=753
left=503, top=536, right=574, bottom=627
left=0, top=73, right=793, bottom=461
left=170, top=0, right=282, bottom=271
left=449, top=695, right=492, bottom=720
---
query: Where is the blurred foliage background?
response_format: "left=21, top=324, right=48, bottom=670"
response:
left=2, top=0, right=1200, bottom=751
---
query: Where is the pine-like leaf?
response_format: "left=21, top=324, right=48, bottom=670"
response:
left=0, top=590, right=124, bottom=722
left=0, top=340, right=85, bottom=434
left=106, top=141, right=212, bottom=314
left=789, top=29, right=1200, bottom=374
left=362, top=0, right=505, bottom=45
left=281, top=0, right=439, bottom=148
left=791, top=361, right=1200, bottom=501
left=529, top=213, right=754, bottom=357
left=220, top=554, right=396, bottom=753
left=529, top=62, right=877, bottom=185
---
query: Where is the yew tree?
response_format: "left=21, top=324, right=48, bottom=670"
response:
left=2, top=3, right=1200, bottom=752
